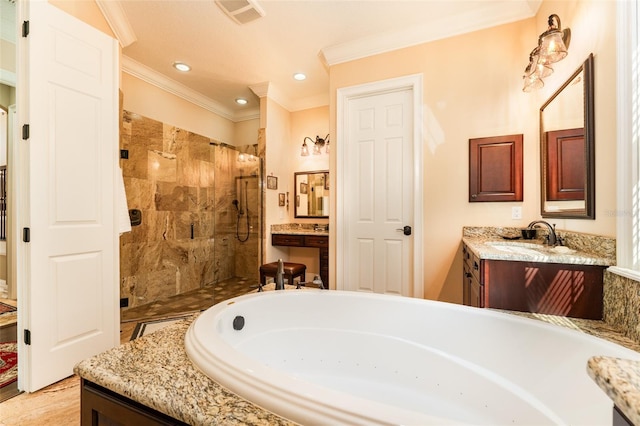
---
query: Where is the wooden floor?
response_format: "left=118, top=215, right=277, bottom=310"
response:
left=0, top=278, right=253, bottom=425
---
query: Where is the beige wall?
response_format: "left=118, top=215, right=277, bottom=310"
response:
left=284, top=106, right=330, bottom=278
left=329, top=0, right=616, bottom=302
left=234, top=119, right=260, bottom=147
left=289, top=106, right=330, bottom=224
left=263, top=98, right=292, bottom=263
left=121, top=73, right=239, bottom=144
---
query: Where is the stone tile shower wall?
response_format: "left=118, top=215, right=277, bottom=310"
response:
left=119, top=111, right=260, bottom=310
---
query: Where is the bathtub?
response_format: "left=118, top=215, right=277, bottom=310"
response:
left=185, top=290, right=639, bottom=425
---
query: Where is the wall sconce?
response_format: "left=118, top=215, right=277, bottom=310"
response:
left=301, top=135, right=329, bottom=156
left=522, top=14, right=571, bottom=92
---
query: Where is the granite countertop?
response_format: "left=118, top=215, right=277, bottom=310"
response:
left=74, top=316, right=294, bottom=426
left=74, top=303, right=640, bottom=426
left=462, top=235, right=614, bottom=266
left=270, top=223, right=328, bottom=236
left=271, top=229, right=328, bottom=236
left=587, top=357, right=640, bottom=425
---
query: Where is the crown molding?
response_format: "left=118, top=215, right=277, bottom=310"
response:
left=321, top=1, right=541, bottom=66
left=122, top=55, right=259, bottom=122
left=95, top=0, right=137, bottom=48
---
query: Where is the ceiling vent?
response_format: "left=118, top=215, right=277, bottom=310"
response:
left=215, top=0, right=265, bottom=25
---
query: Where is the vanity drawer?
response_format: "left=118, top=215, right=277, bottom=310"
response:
left=272, top=234, right=304, bottom=246
left=462, top=244, right=481, bottom=282
left=304, top=235, right=328, bottom=248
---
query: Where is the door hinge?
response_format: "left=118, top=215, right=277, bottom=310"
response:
left=24, top=329, right=31, bottom=345
left=22, top=124, right=29, bottom=140
left=22, top=21, right=29, bottom=37
left=23, top=227, right=30, bottom=242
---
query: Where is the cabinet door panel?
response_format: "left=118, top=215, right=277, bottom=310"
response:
left=523, top=263, right=603, bottom=319
left=469, top=134, right=523, bottom=202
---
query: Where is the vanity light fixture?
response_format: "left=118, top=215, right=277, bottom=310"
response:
left=301, top=137, right=313, bottom=156
left=313, top=134, right=329, bottom=155
left=173, top=61, right=191, bottom=72
left=300, top=135, right=329, bottom=156
left=538, top=14, right=570, bottom=65
left=522, top=14, right=571, bottom=92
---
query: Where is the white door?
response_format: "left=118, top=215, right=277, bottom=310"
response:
left=18, top=1, right=119, bottom=391
left=337, top=75, right=423, bottom=297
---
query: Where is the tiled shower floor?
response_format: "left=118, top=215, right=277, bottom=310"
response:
left=120, top=277, right=258, bottom=323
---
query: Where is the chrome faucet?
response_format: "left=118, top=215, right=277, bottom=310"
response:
left=275, top=259, right=285, bottom=290
left=527, top=220, right=558, bottom=246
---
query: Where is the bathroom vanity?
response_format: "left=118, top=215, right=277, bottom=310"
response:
left=271, top=224, right=329, bottom=287
left=462, top=227, right=614, bottom=320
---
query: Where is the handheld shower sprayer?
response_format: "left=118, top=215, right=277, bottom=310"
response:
left=232, top=199, right=244, bottom=216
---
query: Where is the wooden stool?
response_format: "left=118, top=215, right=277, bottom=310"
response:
left=259, top=262, right=306, bottom=286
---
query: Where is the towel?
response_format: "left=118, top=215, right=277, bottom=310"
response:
left=116, top=166, right=131, bottom=234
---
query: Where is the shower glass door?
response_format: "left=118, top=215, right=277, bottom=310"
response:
left=211, top=143, right=262, bottom=284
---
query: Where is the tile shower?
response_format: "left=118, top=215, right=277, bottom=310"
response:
left=119, top=111, right=262, bottom=310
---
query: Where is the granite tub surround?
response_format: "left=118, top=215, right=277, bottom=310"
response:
left=120, top=111, right=261, bottom=311
left=587, top=357, right=640, bottom=425
left=604, top=271, right=640, bottom=343
left=271, top=223, right=329, bottom=235
left=74, top=316, right=293, bottom=426
left=462, top=226, right=615, bottom=266
left=73, top=300, right=640, bottom=426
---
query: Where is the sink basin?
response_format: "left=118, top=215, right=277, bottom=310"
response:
left=486, top=242, right=545, bottom=256
left=550, top=246, right=575, bottom=254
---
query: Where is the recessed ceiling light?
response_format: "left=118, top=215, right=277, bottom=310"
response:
left=293, top=72, right=306, bottom=81
left=235, top=98, right=248, bottom=105
left=173, top=62, right=191, bottom=72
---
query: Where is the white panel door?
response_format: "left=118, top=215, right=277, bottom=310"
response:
left=20, top=1, right=119, bottom=391
left=344, top=88, right=414, bottom=295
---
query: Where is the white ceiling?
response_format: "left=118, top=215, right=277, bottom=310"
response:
left=99, top=0, right=542, bottom=122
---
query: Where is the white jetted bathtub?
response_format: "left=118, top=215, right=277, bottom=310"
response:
left=185, top=290, right=638, bottom=425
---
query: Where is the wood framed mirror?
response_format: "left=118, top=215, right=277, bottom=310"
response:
left=294, top=170, right=329, bottom=218
left=540, top=53, right=595, bottom=219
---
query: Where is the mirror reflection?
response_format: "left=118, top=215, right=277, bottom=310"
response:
left=295, top=170, right=329, bottom=218
left=540, top=53, right=595, bottom=219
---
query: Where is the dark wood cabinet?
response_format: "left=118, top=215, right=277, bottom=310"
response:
left=81, top=379, right=186, bottom=426
left=462, top=244, right=483, bottom=307
left=469, top=134, right=523, bottom=202
left=272, top=233, right=329, bottom=288
left=462, top=243, right=604, bottom=319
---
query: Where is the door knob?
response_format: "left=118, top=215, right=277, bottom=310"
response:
left=396, top=226, right=412, bottom=236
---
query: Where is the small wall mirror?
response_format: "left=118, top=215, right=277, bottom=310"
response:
left=540, top=53, right=595, bottom=219
left=294, top=170, right=329, bottom=218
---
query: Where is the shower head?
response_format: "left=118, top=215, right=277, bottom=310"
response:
left=232, top=199, right=239, bottom=210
